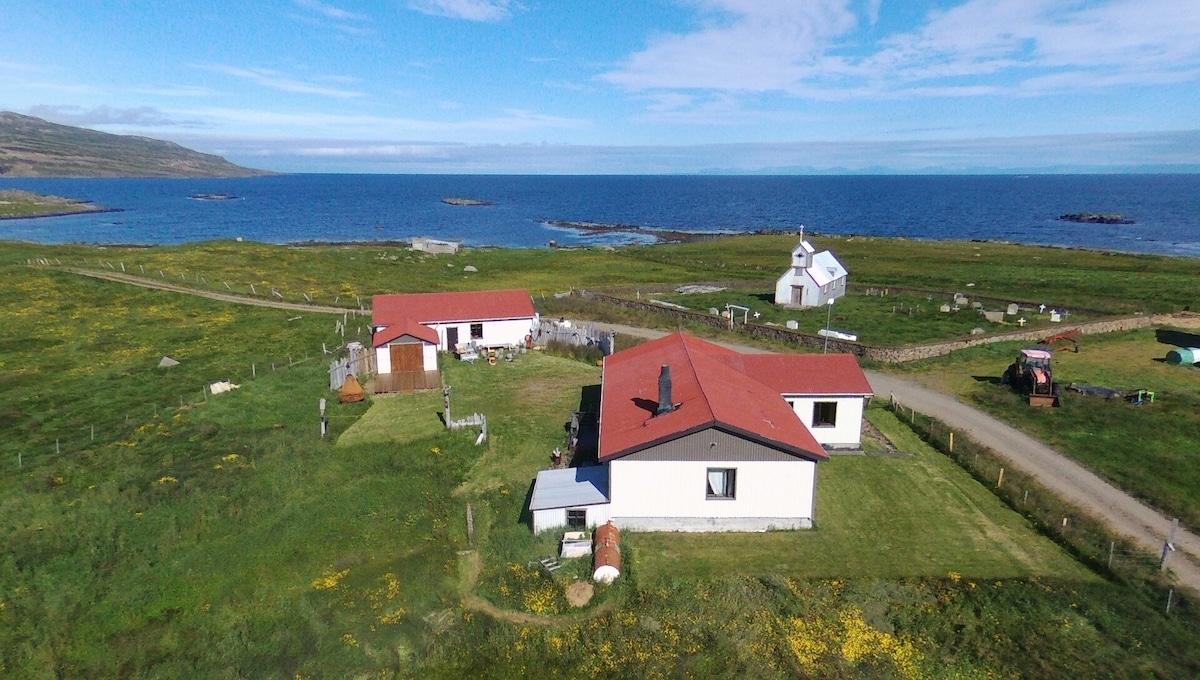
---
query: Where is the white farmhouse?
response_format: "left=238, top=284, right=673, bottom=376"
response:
left=528, top=332, right=873, bottom=534
left=371, top=289, right=538, bottom=353
left=773, top=233, right=849, bottom=308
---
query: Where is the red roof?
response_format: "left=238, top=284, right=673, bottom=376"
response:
left=372, top=289, right=535, bottom=327
left=372, top=318, right=439, bottom=347
left=712, top=354, right=873, bottom=396
left=599, top=333, right=871, bottom=462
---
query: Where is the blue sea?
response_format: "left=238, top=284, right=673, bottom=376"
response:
left=2, top=174, right=1198, bottom=256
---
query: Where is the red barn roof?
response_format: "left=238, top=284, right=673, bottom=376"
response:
left=372, top=289, right=535, bottom=327
left=599, top=333, right=870, bottom=462
left=372, top=318, right=439, bottom=348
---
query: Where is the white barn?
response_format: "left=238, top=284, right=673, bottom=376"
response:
left=371, top=289, right=539, bottom=352
left=528, top=332, right=873, bottom=534
left=774, top=235, right=849, bottom=308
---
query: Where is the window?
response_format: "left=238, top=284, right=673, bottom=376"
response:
left=706, top=468, right=736, bottom=499
left=813, top=401, right=838, bottom=427
left=470, top=323, right=484, bottom=340
left=566, top=509, right=587, bottom=527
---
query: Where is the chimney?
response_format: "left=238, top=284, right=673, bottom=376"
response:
left=656, top=365, right=675, bottom=416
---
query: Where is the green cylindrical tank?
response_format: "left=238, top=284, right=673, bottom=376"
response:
left=1166, top=347, right=1200, bottom=365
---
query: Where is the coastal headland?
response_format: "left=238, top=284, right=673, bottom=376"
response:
left=0, top=189, right=120, bottom=220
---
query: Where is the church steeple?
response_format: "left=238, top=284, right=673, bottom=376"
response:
left=791, top=224, right=813, bottom=269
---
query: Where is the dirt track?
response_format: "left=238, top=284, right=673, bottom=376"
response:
left=46, top=269, right=1200, bottom=595
left=61, top=267, right=363, bottom=315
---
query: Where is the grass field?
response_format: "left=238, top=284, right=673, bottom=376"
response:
left=891, top=328, right=1200, bottom=528
left=640, top=286, right=1086, bottom=345
left=8, top=231, right=1197, bottom=318
left=630, top=407, right=1092, bottom=581
left=5, top=238, right=1200, bottom=677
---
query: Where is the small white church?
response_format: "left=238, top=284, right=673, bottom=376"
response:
left=773, top=227, right=849, bottom=308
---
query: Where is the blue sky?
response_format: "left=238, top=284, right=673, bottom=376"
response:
left=2, top=0, right=1199, bottom=173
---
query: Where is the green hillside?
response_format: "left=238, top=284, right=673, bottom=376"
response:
left=0, top=111, right=268, bottom=177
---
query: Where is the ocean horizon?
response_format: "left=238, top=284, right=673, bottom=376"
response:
left=2, top=173, right=1198, bottom=257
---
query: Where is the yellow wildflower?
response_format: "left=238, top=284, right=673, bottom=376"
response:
left=311, top=567, right=350, bottom=591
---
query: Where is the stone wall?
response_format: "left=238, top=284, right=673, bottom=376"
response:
left=578, top=290, right=1158, bottom=363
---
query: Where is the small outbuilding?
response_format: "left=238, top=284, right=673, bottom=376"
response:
left=529, top=466, right=612, bottom=534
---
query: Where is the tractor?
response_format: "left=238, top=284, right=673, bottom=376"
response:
left=1002, top=347, right=1062, bottom=407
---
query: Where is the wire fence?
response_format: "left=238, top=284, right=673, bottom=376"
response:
left=58, top=257, right=374, bottom=314
left=887, top=394, right=1188, bottom=613
left=10, top=337, right=366, bottom=474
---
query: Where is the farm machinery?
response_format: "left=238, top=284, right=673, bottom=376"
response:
left=1002, top=347, right=1061, bottom=407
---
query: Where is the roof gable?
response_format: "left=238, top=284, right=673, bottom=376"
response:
left=372, top=318, right=439, bottom=347
left=372, top=289, right=535, bottom=327
left=599, top=333, right=841, bottom=462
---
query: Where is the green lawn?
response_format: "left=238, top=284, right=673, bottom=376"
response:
left=642, top=286, right=1084, bottom=345
left=630, top=407, right=1093, bottom=581
left=890, top=328, right=1200, bottom=527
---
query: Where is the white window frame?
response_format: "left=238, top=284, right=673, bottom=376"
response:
left=813, top=401, right=838, bottom=428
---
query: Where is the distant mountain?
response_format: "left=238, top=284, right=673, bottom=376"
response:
left=0, top=111, right=269, bottom=177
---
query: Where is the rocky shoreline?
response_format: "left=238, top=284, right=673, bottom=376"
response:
left=0, top=207, right=124, bottom=221
left=442, top=197, right=492, bottom=206
left=1058, top=213, right=1135, bottom=224
left=544, top=219, right=794, bottom=244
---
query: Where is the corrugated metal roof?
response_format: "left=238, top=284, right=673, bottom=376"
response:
left=807, top=250, right=848, bottom=286
left=372, top=318, right=439, bottom=347
left=598, top=333, right=834, bottom=463
left=529, top=466, right=611, bottom=511
left=372, top=289, right=535, bottom=327
left=718, top=354, right=874, bottom=396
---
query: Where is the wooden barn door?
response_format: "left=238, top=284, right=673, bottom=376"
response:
left=389, top=343, right=423, bottom=372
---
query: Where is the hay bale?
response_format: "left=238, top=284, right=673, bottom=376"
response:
left=339, top=374, right=365, bottom=403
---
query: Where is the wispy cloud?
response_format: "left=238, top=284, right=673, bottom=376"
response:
left=199, top=64, right=365, bottom=98
left=542, top=79, right=589, bottom=92
left=25, top=105, right=204, bottom=127
left=165, top=130, right=1200, bottom=174
left=176, top=106, right=587, bottom=138
left=0, top=59, right=53, bottom=74
left=293, top=0, right=367, bottom=22
left=601, top=0, right=860, bottom=91
left=602, top=0, right=1200, bottom=103
left=132, top=85, right=217, bottom=98
left=289, top=0, right=372, bottom=35
left=407, top=0, right=516, bottom=22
